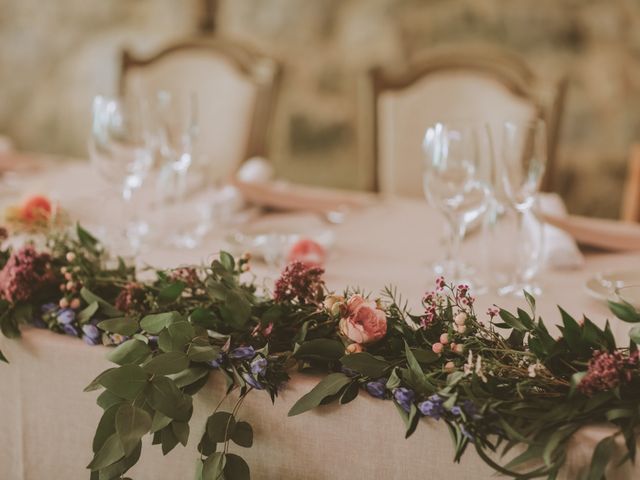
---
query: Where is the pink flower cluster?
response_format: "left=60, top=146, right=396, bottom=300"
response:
left=115, top=282, right=146, bottom=313
left=170, top=267, right=200, bottom=286
left=578, top=350, right=640, bottom=397
left=273, top=261, right=325, bottom=304
left=0, top=246, right=54, bottom=303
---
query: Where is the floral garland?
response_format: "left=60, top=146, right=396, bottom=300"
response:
left=1, top=221, right=640, bottom=480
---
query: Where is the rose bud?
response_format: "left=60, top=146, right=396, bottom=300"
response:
left=345, top=343, right=363, bottom=354
left=456, top=324, right=466, bottom=334
left=66, top=252, right=76, bottom=262
left=454, top=344, right=464, bottom=354
left=439, top=333, right=449, bottom=345
left=432, top=342, right=444, bottom=354
left=444, top=361, right=456, bottom=373
left=70, top=298, right=81, bottom=310
left=59, top=298, right=69, bottom=308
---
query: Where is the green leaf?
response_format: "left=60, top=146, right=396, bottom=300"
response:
left=524, top=290, right=536, bottom=315
left=586, top=436, right=616, bottom=480
left=202, top=452, right=226, bottom=480
left=85, top=368, right=116, bottom=392
left=207, top=411, right=236, bottom=442
left=404, top=342, right=424, bottom=378
left=87, top=433, right=125, bottom=471
left=99, top=365, right=148, bottom=400
left=97, top=317, right=139, bottom=336
left=115, top=404, right=152, bottom=455
left=219, top=290, right=251, bottom=328
left=143, top=352, right=190, bottom=375
left=630, top=325, right=640, bottom=345
left=107, top=339, right=150, bottom=366
left=97, top=390, right=124, bottom=411
left=151, top=411, right=172, bottom=434
left=170, top=366, right=210, bottom=389
left=77, top=223, right=99, bottom=248
left=187, top=341, right=220, bottom=363
left=0, top=349, right=7, bottom=364
left=231, top=421, right=253, bottom=448
left=340, top=352, right=390, bottom=377
left=498, top=309, right=527, bottom=332
left=146, top=376, right=192, bottom=421
left=340, top=381, right=359, bottom=405
left=77, top=301, right=99, bottom=324
left=410, top=348, right=440, bottom=364
left=224, top=454, right=250, bottom=480
left=288, top=373, right=351, bottom=416
left=158, top=321, right=195, bottom=353
left=219, top=251, right=235, bottom=271
left=172, top=421, right=190, bottom=447
left=160, top=425, right=180, bottom=455
left=140, top=312, right=182, bottom=334
left=294, top=339, right=345, bottom=362
left=189, top=308, right=216, bottom=329
left=80, top=287, right=122, bottom=318
left=608, top=300, right=640, bottom=323
left=93, top=404, right=119, bottom=453
left=159, top=282, right=186, bottom=304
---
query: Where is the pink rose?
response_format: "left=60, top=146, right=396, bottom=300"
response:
left=339, top=295, right=387, bottom=344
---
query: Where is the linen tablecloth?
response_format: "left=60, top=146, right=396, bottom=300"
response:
left=1, top=161, right=640, bottom=479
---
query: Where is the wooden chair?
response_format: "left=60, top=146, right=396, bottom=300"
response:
left=120, top=38, right=281, bottom=183
left=622, top=144, right=640, bottom=223
left=361, top=44, right=567, bottom=197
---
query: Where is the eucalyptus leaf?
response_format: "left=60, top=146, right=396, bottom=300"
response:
left=159, top=282, right=186, bottom=304
left=151, top=410, right=172, bottom=434
left=143, top=352, right=190, bottom=375
left=202, top=452, right=226, bottom=480
left=115, top=404, right=152, bottom=455
left=97, top=317, right=139, bottom=336
left=107, top=339, right=150, bottom=366
left=231, top=421, right=253, bottom=448
left=294, top=338, right=344, bottom=362
left=87, top=433, right=125, bottom=471
left=172, top=421, right=190, bottom=447
left=77, top=301, right=99, bottom=324
left=80, top=287, right=122, bottom=318
left=140, top=312, right=182, bottom=334
left=206, top=411, right=236, bottom=443
left=146, top=376, right=192, bottom=421
left=340, top=352, right=390, bottom=377
left=99, top=365, right=148, bottom=400
left=288, top=373, right=351, bottom=416
left=224, top=454, right=250, bottom=480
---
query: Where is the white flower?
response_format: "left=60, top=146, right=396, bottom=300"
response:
left=463, top=350, right=474, bottom=376
left=527, top=361, right=544, bottom=378
left=454, top=312, right=467, bottom=326
left=475, top=354, right=488, bottom=383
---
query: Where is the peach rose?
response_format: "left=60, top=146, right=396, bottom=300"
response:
left=339, top=295, right=387, bottom=344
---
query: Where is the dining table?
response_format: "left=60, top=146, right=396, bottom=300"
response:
left=1, top=156, right=640, bottom=479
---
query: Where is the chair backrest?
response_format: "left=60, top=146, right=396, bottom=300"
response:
left=365, top=45, right=567, bottom=197
left=120, top=39, right=280, bottom=183
left=622, top=144, right=640, bottom=223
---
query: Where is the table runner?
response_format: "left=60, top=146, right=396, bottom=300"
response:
left=1, top=160, right=640, bottom=479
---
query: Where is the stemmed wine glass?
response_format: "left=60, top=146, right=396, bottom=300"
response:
left=498, top=118, right=547, bottom=296
left=89, top=95, right=154, bottom=255
left=422, top=121, right=491, bottom=287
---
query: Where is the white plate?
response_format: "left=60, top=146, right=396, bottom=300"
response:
left=585, top=270, right=640, bottom=302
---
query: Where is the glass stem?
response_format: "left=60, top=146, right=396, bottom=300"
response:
left=515, top=208, right=527, bottom=283
left=445, top=214, right=465, bottom=281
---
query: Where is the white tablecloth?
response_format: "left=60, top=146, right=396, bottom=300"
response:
left=1, top=161, right=639, bottom=479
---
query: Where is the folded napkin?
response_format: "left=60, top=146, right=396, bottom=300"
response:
left=539, top=211, right=640, bottom=252
left=536, top=193, right=585, bottom=270
left=233, top=158, right=372, bottom=214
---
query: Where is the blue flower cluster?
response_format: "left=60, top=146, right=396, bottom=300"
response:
left=39, top=303, right=102, bottom=346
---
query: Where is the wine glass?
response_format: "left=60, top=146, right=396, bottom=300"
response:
left=89, top=95, right=154, bottom=254
left=153, top=91, right=208, bottom=247
left=422, top=121, right=491, bottom=287
left=498, top=118, right=547, bottom=296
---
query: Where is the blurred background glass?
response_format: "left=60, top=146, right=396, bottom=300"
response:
left=1, top=0, right=638, bottom=218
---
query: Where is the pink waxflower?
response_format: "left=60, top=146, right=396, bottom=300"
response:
left=487, top=306, right=499, bottom=319
left=435, top=276, right=446, bottom=290
left=273, top=261, right=324, bottom=304
left=339, top=294, right=387, bottom=344
left=578, top=350, right=640, bottom=397
left=0, top=246, right=54, bottom=303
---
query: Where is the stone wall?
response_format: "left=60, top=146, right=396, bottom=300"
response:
left=2, top=0, right=640, bottom=217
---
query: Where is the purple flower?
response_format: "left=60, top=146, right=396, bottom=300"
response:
left=56, top=308, right=75, bottom=325
left=242, top=372, right=264, bottom=390
left=40, top=303, right=57, bottom=314
left=365, top=380, right=386, bottom=399
left=341, top=366, right=359, bottom=378
left=450, top=406, right=462, bottom=416
left=418, top=394, right=445, bottom=420
left=82, top=324, right=101, bottom=345
left=393, top=387, right=415, bottom=412
left=230, top=346, right=255, bottom=360
left=63, top=323, right=79, bottom=337
left=250, top=356, right=268, bottom=376
left=460, top=424, right=475, bottom=443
